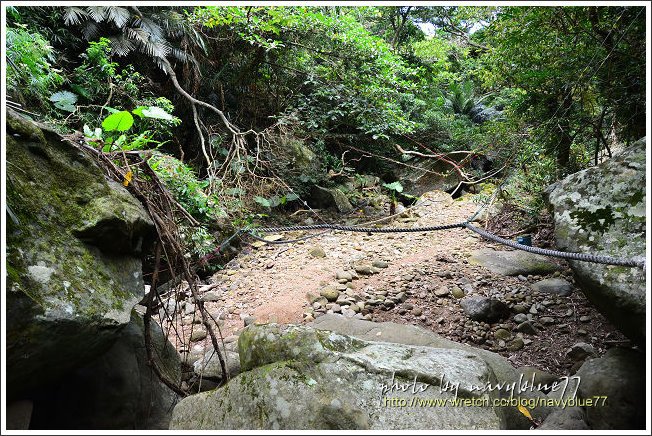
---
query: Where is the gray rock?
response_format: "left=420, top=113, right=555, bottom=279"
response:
left=190, top=329, right=208, bottom=342
left=5, top=111, right=155, bottom=398
left=469, top=249, right=560, bottom=276
left=310, top=314, right=546, bottom=430
left=513, top=314, right=528, bottom=324
left=546, top=138, right=645, bottom=344
left=507, top=338, right=524, bottom=351
left=243, top=316, right=257, bottom=327
left=372, top=260, right=388, bottom=269
left=512, top=304, right=528, bottom=314
left=201, top=291, right=221, bottom=302
left=515, top=321, right=539, bottom=335
left=538, top=407, right=589, bottom=430
left=530, top=278, right=573, bottom=297
left=28, top=310, right=180, bottom=429
left=434, top=287, right=449, bottom=297
left=460, top=296, right=510, bottom=323
left=336, top=271, right=353, bottom=281
left=310, top=185, right=354, bottom=213
left=309, top=246, right=326, bottom=258
left=565, top=342, right=597, bottom=362
left=320, top=287, right=340, bottom=302
left=355, top=265, right=374, bottom=275
left=494, top=328, right=511, bottom=341
left=539, top=317, right=555, bottom=325
left=412, top=307, right=423, bottom=317
left=193, top=349, right=241, bottom=380
left=171, top=323, right=504, bottom=430
left=576, top=347, right=644, bottom=429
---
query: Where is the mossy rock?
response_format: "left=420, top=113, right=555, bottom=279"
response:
left=546, top=137, right=646, bottom=345
left=5, top=110, right=155, bottom=398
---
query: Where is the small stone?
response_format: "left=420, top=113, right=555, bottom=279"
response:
left=579, top=315, right=591, bottom=323
left=309, top=246, right=326, bottom=258
left=372, top=260, right=389, bottom=269
left=577, top=329, right=588, bottom=335
left=403, top=303, right=414, bottom=310
left=566, top=342, right=597, bottom=362
left=304, top=314, right=315, bottom=322
left=507, top=337, right=525, bottom=351
left=190, top=329, right=207, bottom=342
left=434, top=287, right=449, bottom=297
left=320, top=286, right=340, bottom=302
left=201, top=291, right=221, bottom=302
left=336, top=270, right=353, bottom=281
left=494, top=328, right=511, bottom=341
left=242, top=315, right=256, bottom=327
left=515, top=321, right=539, bottom=335
left=412, top=307, right=423, bottom=317
left=451, top=286, right=465, bottom=299
left=331, top=304, right=342, bottom=313
left=513, top=314, right=528, bottom=323
left=355, top=265, right=374, bottom=275
left=539, top=316, right=556, bottom=325
left=512, top=304, right=528, bottom=314
left=395, top=292, right=407, bottom=303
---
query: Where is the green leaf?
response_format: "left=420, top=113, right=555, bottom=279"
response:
left=102, top=111, right=134, bottom=132
left=132, top=106, right=147, bottom=119
left=253, top=196, right=271, bottom=207
left=383, top=181, right=404, bottom=193
left=285, top=192, right=300, bottom=201
left=141, top=106, right=174, bottom=121
left=49, top=91, right=78, bottom=112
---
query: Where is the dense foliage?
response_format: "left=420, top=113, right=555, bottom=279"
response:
left=5, top=5, right=646, bottom=260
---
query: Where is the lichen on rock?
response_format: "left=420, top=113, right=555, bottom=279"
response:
left=5, top=110, right=155, bottom=397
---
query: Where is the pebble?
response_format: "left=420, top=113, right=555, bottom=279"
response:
left=372, top=260, right=389, bottom=268
left=320, top=287, right=340, bottom=302
left=507, top=338, right=525, bottom=351
left=190, top=329, right=207, bottom=342
left=451, top=286, right=465, bottom=299
left=494, top=328, right=511, bottom=341
left=434, top=287, right=449, bottom=297
left=579, top=315, right=591, bottom=323
left=412, top=307, right=423, bottom=317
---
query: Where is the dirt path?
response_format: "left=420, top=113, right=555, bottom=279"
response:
left=164, top=190, right=627, bottom=376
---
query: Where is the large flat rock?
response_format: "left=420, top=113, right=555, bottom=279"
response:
left=468, top=248, right=560, bottom=276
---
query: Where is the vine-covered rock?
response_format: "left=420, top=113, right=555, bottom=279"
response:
left=5, top=110, right=155, bottom=397
left=546, top=138, right=646, bottom=344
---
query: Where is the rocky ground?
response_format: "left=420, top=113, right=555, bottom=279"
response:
left=156, top=189, right=629, bottom=392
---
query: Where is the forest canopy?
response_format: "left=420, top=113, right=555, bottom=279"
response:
left=5, top=4, right=647, bottom=260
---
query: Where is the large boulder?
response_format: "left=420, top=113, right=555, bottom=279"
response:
left=171, top=323, right=505, bottom=430
left=575, top=347, right=645, bottom=429
left=171, top=317, right=566, bottom=430
left=28, top=308, right=182, bottom=429
left=5, top=110, right=155, bottom=397
left=310, top=185, right=354, bottom=213
left=546, top=138, right=646, bottom=344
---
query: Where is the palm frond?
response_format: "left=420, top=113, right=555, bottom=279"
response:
left=82, top=21, right=101, bottom=41
left=110, top=35, right=136, bottom=57
left=106, top=6, right=131, bottom=28
left=86, top=6, right=108, bottom=23
left=63, top=7, right=89, bottom=26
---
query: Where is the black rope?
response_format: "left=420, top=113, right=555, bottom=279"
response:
left=253, top=222, right=465, bottom=234
left=239, top=221, right=645, bottom=269
left=463, top=223, right=645, bottom=269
